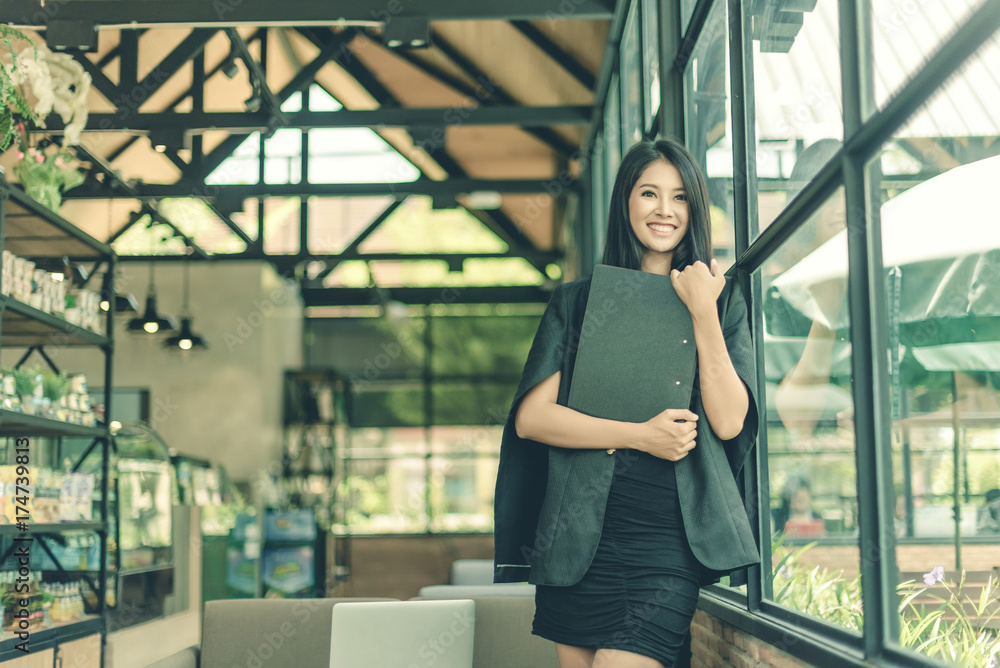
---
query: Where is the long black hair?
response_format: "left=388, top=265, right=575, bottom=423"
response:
left=601, top=137, right=713, bottom=271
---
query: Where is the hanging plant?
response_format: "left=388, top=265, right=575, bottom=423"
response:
left=3, top=39, right=91, bottom=146
left=0, top=25, right=38, bottom=152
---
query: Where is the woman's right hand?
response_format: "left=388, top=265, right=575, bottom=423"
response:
left=637, top=409, right=698, bottom=461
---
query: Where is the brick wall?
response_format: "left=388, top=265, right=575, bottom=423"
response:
left=690, top=610, right=819, bottom=668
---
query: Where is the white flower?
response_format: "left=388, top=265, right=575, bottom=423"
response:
left=5, top=42, right=91, bottom=146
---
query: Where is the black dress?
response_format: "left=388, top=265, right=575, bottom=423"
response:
left=532, top=448, right=703, bottom=667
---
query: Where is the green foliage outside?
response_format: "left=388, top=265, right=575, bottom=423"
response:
left=773, top=540, right=1000, bottom=666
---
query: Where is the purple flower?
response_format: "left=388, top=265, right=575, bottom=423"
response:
left=922, top=565, right=944, bottom=587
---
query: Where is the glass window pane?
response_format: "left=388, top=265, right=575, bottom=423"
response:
left=604, top=73, right=622, bottom=194
left=760, top=189, right=862, bottom=632
left=877, top=36, right=1000, bottom=664
left=680, top=0, right=697, bottom=37
left=205, top=132, right=260, bottom=186
left=262, top=197, right=301, bottom=254
left=684, top=0, right=735, bottom=269
left=430, top=426, right=504, bottom=457
left=346, top=426, right=426, bottom=457
left=337, top=457, right=427, bottom=533
left=348, top=385, right=425, bottom=429
left=751, top=0, right=842, bottom=234
left=642, top=0, right=661, bottom=134
left=306, top=196, right=397, bottom=254
left=428, top=456, right=499, bottom=533
left=872, top=0, right=989, bottom=109
left=592, top=133, right=608, bottom=264
left=432, top=382, right=519, bottom=426
left=621, top=0, right=644, bottom=149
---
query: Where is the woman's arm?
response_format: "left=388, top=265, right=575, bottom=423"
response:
left=515, top=370, right=700, bottom=460
left=672, top=260, right=750, bottom=440
left=690, top=307, right=750, bottom=440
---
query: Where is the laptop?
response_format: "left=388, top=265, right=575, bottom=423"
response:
left=329, top=599, right=475, bottom=668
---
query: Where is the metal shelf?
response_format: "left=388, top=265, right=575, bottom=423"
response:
left=0, top=295, right=110, bottom=347
left=0, top=615, right=102, bottom=661
left=0, top=522, right=106, bottom=536
left=2, top=185, right=112, bottom=260
left=0, top=410, right=106, bottom=438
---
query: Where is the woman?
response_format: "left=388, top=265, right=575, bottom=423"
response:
left=493, top=137, right=760, bottom=668
left=772, top=475, right=822, bottom=536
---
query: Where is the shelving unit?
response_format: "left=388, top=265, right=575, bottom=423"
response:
left=0, top=175, right=115, bottom=666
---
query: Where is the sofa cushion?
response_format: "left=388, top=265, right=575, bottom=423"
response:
left=450, top=559, right=496, bottom=585
left=412, top=594, right=557, bottom=668
left=200, top=598, right=394, bottom=668
left=145, top=646, right=199, bottom=668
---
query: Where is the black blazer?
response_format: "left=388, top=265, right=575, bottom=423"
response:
left=493, top=275, right=760, bottom=587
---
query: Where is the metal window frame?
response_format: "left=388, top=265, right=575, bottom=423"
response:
left=583, top=0, right=1000, bottom=664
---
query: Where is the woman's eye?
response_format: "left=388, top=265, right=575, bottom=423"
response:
left=675, top=194, right=687, bottom=201
left=642, top=190, right=656, bottom=197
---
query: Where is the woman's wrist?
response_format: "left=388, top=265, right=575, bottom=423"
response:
left=624, top=421, right=651, bottom=452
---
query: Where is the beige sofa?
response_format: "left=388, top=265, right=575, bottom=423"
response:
left=147, top=594, right=557, bottom=668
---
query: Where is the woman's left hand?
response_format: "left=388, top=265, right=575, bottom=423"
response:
left=670, top=259, right=726, bottom=318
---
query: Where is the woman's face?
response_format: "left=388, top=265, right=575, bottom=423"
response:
left=791, top=487, right=812, bottom=515
left=628, top=158, right=690, bottom=265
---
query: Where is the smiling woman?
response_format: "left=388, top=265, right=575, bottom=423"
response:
left=495, top=137, right=759, bottom=668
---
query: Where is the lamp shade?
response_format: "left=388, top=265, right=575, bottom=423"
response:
left=165, top=317, right=208, bottom=351
left=127, top=294, right=178, bottom=334
left=100, top=291, right=139, bottom=313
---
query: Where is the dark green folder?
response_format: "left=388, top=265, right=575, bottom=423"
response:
left=567, top=264, right=697, bottom=422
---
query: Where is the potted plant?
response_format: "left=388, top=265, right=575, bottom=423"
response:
left=10, top=122, right=86, bottom=211
left=11, top=366, right=39, bottom=414
left=41, top=369, right=70, bottom=419
left=2, top=30, right=90, bottom=210
left=0, top=25, right=37, bottom=151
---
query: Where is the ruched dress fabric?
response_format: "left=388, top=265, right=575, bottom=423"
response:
left=532, top=449, right=703, bottom=667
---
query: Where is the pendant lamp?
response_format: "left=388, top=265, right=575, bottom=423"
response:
left=127, top=263, right=177, bottom=334
left=165, top=260, right=207, bottom=351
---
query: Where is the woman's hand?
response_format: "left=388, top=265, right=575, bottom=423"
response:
left=670, top=259, right=726, bottom=319
left=635, top=408, right=699, bottom=461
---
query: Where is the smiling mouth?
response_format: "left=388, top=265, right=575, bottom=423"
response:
left=647, top=222, right=676, bottom=233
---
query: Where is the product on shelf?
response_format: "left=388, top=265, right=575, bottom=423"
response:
left=0, top=249, right=103, bottom=334
left=0, top=369, right=99, bottom=425
left=0, top=466, right=94, bottom=524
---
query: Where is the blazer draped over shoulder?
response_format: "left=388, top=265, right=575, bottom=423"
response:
left=493, top=274, right=761, bottom=587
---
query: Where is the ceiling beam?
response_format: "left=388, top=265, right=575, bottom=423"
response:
left=51, top=106, right=591, bottom=134
left=429, top=31, right=578, bottom=158
left=296, top=27, right=399, bottom=109
left=510, top=21, right=596, bottom=91
left=225, top=27, right=288, bottom=125
left=300, top=285, right=555, bottom=306
left=63, top=179, right=572, bottom=200
left=1, top=0, right=613, bottom=26
left=118, top=251, right=560, bottom=264
left=194, top=29, right=349, bottom=181
left=313, top=200, right=404, bottom=281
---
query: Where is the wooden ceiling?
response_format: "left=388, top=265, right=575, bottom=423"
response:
left=0, top=1, right=613, bottom=300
